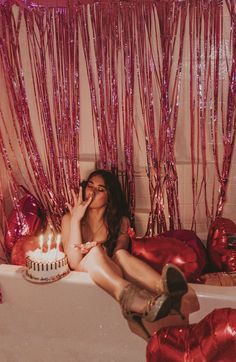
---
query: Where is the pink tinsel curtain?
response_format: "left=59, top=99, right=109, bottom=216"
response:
left=0, top=0, right=235, bottom=243
left=79, top=2, right=136, bottom=223
left=188, top=0, right=236, bottom=227
left=135, top=1, right=187, bottom=234
left=0, top=4, right=81, bottom=230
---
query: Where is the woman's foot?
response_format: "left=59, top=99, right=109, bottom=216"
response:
left=162, top=264, right=188, bottom=319
left=119, top=284, right=173, bottom=339
left=119, top=284, right=172, bottom=323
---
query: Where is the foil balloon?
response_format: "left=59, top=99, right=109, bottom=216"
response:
left=207, top=217, right=236, bottom=272
left=131, top=236, right=202, bottom=282
left=5, top=190, right=47, bottom=254
left=11, top=235, right=38, bottom=266
left=147, top=308, right=236, bottom=362
left=160, top=229, right=209, bottom=276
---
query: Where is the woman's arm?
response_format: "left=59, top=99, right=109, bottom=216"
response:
left=61, top=213, right=83, bottom=270
left=113, top=217, right=130, bottom=253
left=61, top=188, right=93, bottom=270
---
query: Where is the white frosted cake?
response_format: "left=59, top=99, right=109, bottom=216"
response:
left=25, top=248, right=70, bottom=282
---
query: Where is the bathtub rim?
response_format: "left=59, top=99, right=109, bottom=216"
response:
left=190, top=282, right=236, bottom=301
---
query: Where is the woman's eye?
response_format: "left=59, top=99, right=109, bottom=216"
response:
left=97, top=188, right=105, bottom=192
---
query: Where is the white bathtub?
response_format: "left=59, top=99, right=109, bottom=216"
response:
left=189, top=282, right=236, bottom=323
left=0, top=264, right=235, bottom=362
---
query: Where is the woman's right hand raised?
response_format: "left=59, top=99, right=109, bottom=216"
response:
left=65, top=187, right=93, bottom=222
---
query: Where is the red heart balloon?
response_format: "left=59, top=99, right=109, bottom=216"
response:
left=131, top=236, right=201, bottom=282
left=11, top=235, right=38, bottom=266
left=160, top=229, right=208, bottom=276
left=5, top=191, right=47, bottom=253
left=147, top=308, right=236, bottom=362
left=207, top=217, right=236, bottom=272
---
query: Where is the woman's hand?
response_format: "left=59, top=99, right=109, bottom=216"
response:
left=65, top=187, right=93, bottom=222
left=76, top=241, right=98, bottom=254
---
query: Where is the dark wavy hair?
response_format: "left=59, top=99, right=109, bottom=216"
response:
left=86, top=169, right=130, bottom=257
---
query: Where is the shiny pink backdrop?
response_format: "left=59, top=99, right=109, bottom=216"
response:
left=0, top=1, right=235, bottom=253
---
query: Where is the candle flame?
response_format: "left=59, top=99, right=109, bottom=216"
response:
left=47, top=233, right=53, bottom=251
left=39, top=234, right=44, bottom=250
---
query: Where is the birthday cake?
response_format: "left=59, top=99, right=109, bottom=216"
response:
left=25, top=248, right=70, bottom=282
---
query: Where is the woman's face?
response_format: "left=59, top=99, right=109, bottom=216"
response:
left=85, top=174, right=108, bottom=209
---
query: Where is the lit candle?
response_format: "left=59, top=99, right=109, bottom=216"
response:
left=39, top=234, right=44, bottom=251
left=47, top=233, right=53, bottom=252
left=56, top=234, right=61, bottom=251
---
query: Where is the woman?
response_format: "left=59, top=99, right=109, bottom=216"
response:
left=61, top=169, right=188, bottom=338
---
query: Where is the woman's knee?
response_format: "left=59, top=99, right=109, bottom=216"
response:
left=78, top=245, right=106, bottom=271
left=113, top=249, right=130, bottom=264
left=84, top=245, right=105, bottom=260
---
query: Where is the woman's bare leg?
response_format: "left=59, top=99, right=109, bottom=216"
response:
left=113, top=249, right=164, bottom=293
left=78, top=246, right=125, bottom=300
left=77, top=246, right=155, bottom=314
